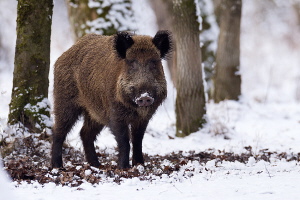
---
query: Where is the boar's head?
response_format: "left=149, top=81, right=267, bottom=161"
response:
left=115, top=30, right=172, bottom=113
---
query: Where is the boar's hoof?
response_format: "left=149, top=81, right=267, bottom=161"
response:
left=136, top=96, right=154, bottom=107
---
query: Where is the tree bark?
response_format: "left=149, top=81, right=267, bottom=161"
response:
left=67, top=0, right=97, bottom=39
left=213, top=0, right=242, bottom=102
left=66, top=0, right=135, bottom=40
left=173, top=0, right=206, bottom=137
left=8, top=0, right=53, bottom=132
left=149, top=0, right=177, bottom=84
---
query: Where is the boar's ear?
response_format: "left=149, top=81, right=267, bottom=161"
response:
left=152, top=30, right=172, bottom=59
left=115, top=32, right=134, bottom=59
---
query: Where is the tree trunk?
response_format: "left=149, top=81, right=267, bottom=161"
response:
left=213, top=0, right=242, bottom=102
left=150, top=0, right=177, bottom=84
left=8, top=0, right=53, bottom=132
left=66, top=0, right=97, bottom=39
left=66, top=0, right=135, bottom=40
left=173, top=0, right=206, bottom=137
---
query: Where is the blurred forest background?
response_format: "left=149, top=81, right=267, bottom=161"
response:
left=0, top=0, right=300, bottom=150
left=1, top=1, right=300, bottom=194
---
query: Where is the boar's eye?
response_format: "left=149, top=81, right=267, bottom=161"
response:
left=147, top=59, right=159, bottom=70
left=126, top=60, right=138, bottom=72
left=127, top=59, right=137, bottom=66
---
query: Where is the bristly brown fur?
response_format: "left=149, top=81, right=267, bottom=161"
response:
left=51, top=31, right=172, bottom=169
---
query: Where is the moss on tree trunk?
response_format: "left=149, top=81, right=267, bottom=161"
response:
left=173, top=0, right=206, bottom=137
left=8, top=0, right=53, bottom=132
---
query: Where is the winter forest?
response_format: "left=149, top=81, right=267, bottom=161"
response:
left=1, top=0, right=300, bottom=199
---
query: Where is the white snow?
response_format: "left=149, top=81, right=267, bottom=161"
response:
left=140, top=92, right=150, bottom=98
left=85, top=0, right=136, bottom=36
left=85, top=169, right=92, bottom=176
left=0, top=161, right=18, bottom=200
left=1, top=0, right=300, bottom=199
left=134, top=92, right=154, bottom=105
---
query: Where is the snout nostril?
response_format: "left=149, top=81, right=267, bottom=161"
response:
left=137, top=99, right=143, bottom=104
left=136, top=96, right=154, bottom=107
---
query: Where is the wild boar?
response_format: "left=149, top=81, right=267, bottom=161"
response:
left=51, top=30, right=172, bottom=169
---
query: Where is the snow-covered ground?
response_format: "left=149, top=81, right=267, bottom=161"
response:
left=1, top=0, right=300, bottom=199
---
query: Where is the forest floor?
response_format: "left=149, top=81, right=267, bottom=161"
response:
left=1, top=110, right=300, bottom=200
left=3, top=134, right=299, bottom=187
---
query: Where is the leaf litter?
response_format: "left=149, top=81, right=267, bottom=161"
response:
left=2, top=134, right=299, bottom=187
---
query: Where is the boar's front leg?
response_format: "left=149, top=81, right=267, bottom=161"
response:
left=80, top=114, right=104, bottom=167
left=110, top=121, right=130, bottom=169
left=52, top=104, right=81, bottom=168
left=131, top=120, right=149, bottom=166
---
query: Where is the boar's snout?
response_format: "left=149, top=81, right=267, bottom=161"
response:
left=135, top=93, right=154, bottom=107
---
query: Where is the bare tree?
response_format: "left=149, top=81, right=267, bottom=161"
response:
left=151, top=0, right=218, bottom=94
left=150, top=0, right=177, bottom=83
left=172, top=0, right=206, bottom=137
left=213, top=0, right=242, bottom=102
left=8, top=0, right=53, bottom=132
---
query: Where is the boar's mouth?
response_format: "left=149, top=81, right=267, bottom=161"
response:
left=134, top=92, right=154, bottom=107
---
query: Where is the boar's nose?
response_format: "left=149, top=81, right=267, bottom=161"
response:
left=136, top=96, right=154, bottom=107
left=135, top=94, right=154, bottom=107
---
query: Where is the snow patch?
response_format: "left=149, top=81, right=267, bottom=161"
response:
left=134, top=92, right=154, bottom=104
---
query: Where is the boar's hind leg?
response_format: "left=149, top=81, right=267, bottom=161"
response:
left=80, top=114, right=103, bottom=167
left=131, top=121, right=148, bottom=166
left=51, top=106, right=81, bottom=168
left=110, top=122, right=130, bottom=169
